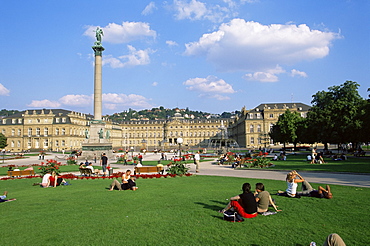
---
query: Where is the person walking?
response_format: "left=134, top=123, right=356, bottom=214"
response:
left=194, top=151, right=200, bottom=173
left=100, top=153, right=109, bottom=176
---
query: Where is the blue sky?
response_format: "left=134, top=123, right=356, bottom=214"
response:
left=0, top=0, right=369, bottom=115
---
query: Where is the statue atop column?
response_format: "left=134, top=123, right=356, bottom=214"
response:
left=94, top=27, right=104, bottom=46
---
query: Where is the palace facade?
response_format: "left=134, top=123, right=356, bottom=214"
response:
left=0, top=102, right=310, bottom=152
left=228, top=103, right=311, bottom=148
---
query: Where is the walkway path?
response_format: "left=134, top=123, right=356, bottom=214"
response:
left=1, top=152, right=369, bottom=188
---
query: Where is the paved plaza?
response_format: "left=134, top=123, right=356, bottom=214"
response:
left=1, top=152, right=369, bottom=188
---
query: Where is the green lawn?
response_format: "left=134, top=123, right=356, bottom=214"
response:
left=242, top=154, right=370, bottom=173
left=1, top=176, right=368, bottom=245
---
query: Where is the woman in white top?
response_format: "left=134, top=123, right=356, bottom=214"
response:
left=279, top=170, right=304, bottom=197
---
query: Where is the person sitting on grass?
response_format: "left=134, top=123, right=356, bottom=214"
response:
left=40, top=172, right=52, bottom=187
left=277, top=170, right=305, bottom=198
left=0, top=191, right=16, bottom=203
left=109, top=170, right=138, bottom=191
left=254, top=183, right=281, bottom=213
left=49, top=171, right=69, bottom=187
left=295, top=177, right=333, bottom=199
left=218, top=183, right=258, bottom=219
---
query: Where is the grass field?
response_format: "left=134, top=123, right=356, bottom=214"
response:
left=1, top=175, right=368, bottom=245
left=241, top=154, right=370, bottom=173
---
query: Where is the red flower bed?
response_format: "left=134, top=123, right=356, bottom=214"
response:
left=1, top=172, right=192, bottom=181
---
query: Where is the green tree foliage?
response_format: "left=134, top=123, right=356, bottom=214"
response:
left=269, top=109, right=304, bottom=148
left=0, top=133, right=8, bottom=149
left=306, top=81, right=365, bottom=148
left=106, top=107, right=238, bottom=122
left=0, top=109, right=19, bottom=116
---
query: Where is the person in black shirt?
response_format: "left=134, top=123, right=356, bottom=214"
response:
left=100, top=153, right=109, bottom=176
left=219, top=183, right=258, bottom=218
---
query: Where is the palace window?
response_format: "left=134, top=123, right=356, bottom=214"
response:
left=250, top=125, right=254, bottom=133
left=36, top=128, right=40, bottom=136
left=28, top=128, right=32, bottom=136
left=257, top=125, right=261, bottom=133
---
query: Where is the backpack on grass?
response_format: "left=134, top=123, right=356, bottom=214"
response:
left=223, top=210, right=244, bottom=222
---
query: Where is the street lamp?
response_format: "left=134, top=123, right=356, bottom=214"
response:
left=177, top=137, right=183, bottom=161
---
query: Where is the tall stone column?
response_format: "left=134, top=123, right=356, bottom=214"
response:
left=92, top=46, right=105, bottom=121
left=81, top=28, right=113, bottom=161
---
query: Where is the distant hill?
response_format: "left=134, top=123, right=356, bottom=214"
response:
left=0, top=109, right=20, bottom=117
left=105, top=107, right=240, bottom=122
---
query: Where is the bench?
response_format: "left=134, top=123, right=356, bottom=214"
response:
left=134, top=166, right=163, bottom=175
left=7, top=170, right=35, bottom=177
left=79, top=168, right=93, bottom=176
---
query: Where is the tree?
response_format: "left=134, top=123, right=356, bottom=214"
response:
left=306, top=81, right=365, bottom=149
left=269, top=109, right=304, bottom=148
left=0, top=133, right=7, bottom=149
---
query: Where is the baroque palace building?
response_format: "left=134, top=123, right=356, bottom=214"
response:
left=228, top=102, right=311, bottom=148
left=0, top=102, right=310, bottom=152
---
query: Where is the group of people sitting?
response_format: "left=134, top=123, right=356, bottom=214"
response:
left=34, top=171, right=70, bottom=188
left=109, top=170, right=138, bottom=191
left=219, top=170, right=333, bottom=218
left=79, top=161, right=101, bottom=176
left=218, top=182, right=281, bottom=218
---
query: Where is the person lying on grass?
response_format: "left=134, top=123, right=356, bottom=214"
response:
left=0, top=191, right=16, bottom=203
left=277, top=170, right=305, bottom=198
left=254, top=183, right=281, bottom=213
left=109, top=170, right=138, bottom=191
left=218, top=183, right=257, bottom=219
left=294, top=178, right=333, bottom=199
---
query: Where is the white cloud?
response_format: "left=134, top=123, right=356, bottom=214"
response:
left=185, top=19, right=339, bottom=76
left=0, top=83, right=10, bottom=96
left=84, top=22, right=156, bottom=44
left=290, top=69, right=308, bottom=78
left=152, top=82, right=158, bottom=86
left=27, top=93, right=152, bottom=111
left=243, top=65, right=285, bottom=82
left=170, top=0, right=235, bottom=23
left=103, top=45, right=154, bottom=68
left=142, top=2, right=157, bottom=15
left=183, top=75, right=235, bottom=100
left=172, top=0, right=207, bottom=21
left=59, top=94, right=92, bottom=106
left=208, top=94, right=230, bottom=100
left=166, top=40, right=178, bottom=46
left=102, top=93, right=152, bottom=109
left=27, top=99, right=61, bottom=108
